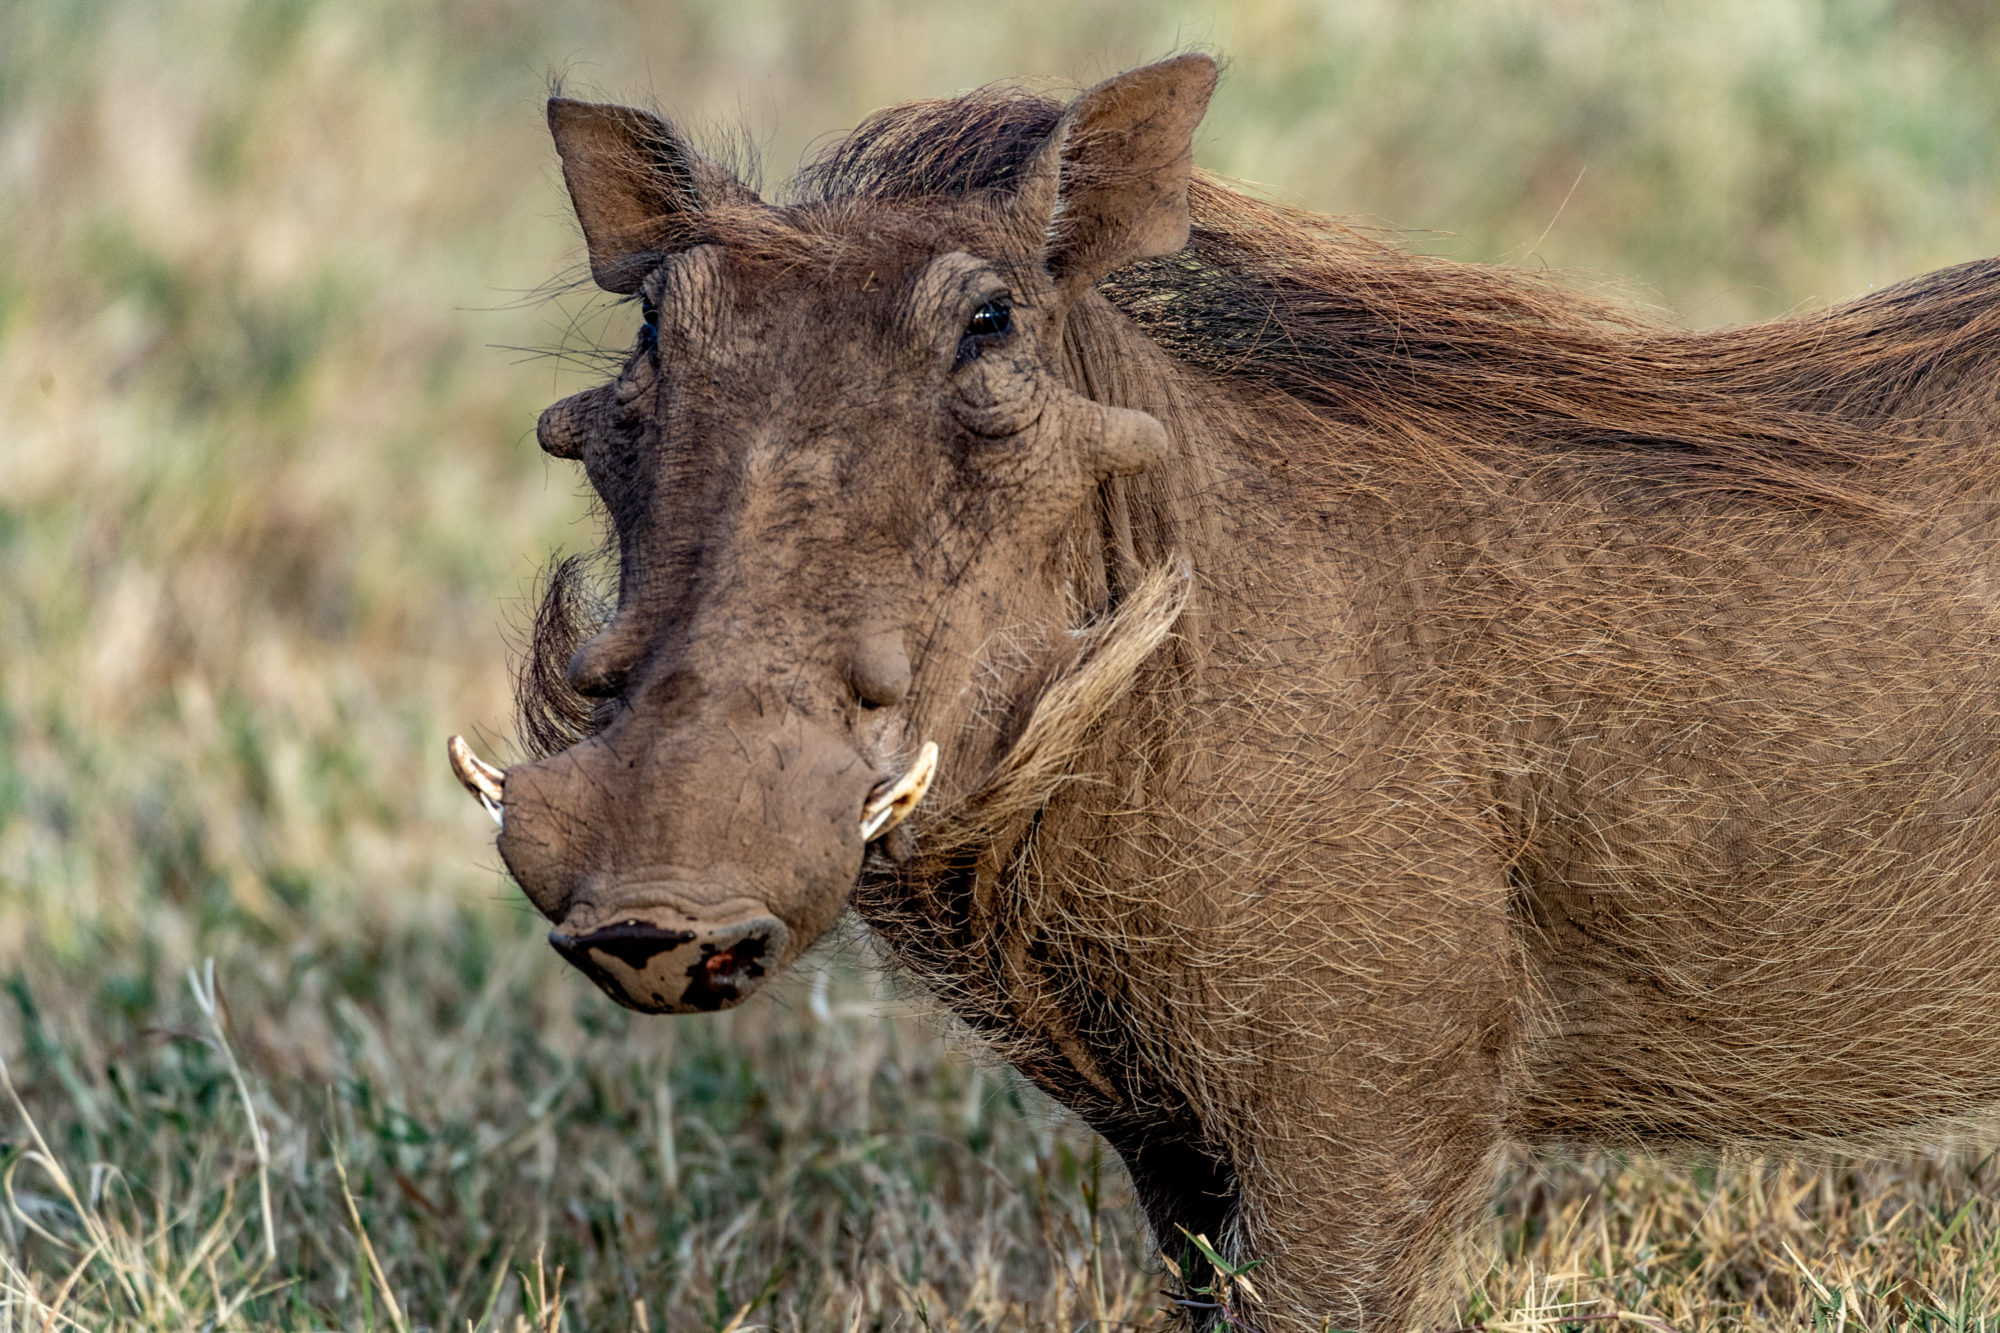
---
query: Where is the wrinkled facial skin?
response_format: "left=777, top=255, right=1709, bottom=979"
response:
left=492, top=56, right=1213, bottom=1013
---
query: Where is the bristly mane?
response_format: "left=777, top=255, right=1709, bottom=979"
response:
left=795, top=84, right=2000, bottom=513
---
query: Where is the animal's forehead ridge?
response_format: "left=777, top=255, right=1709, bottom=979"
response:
left=654, top=194, right=1025, bottom=297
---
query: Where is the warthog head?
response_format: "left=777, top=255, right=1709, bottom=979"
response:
left=451, top=57, right=1215, bottom=1013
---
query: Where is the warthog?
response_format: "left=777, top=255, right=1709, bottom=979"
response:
left=448, top=55, right=2000, bottom=1328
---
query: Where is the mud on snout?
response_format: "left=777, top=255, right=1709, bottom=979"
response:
left=548, top=912, right=790, bottom=1014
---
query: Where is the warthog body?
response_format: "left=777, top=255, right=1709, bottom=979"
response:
left=471, top=56, right=2000, bottom=1327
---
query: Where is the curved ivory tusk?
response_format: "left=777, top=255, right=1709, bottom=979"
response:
left=861, top=741, right=939, bottom=842
left=447, top=735, right=505, bottom=827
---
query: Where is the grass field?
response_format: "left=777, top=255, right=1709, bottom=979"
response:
left=5, top=0, right=2000, bottom=1327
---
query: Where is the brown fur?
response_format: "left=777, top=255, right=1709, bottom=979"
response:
left=500, top=61, right=2000, bottom=1329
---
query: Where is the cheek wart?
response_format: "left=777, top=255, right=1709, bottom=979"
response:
left=852, top=624, right=913, bottom=707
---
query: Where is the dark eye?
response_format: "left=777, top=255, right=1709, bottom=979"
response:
left=638, top=295, right=659, bottom=356
left=954, top=299, right=1012, bottom=369
left=967, top=301, right=1009, bottom=337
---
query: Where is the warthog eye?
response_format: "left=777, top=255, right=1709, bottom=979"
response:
left=954, top=299, right=1011, bottom=369
left=637, top=294, right=659, bottom=357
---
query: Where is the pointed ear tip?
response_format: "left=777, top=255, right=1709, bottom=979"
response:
left=1080, top=54, right=1217, bottom=122
left=1145, top=52, right=1219, bottom=91
left=548, top=97, right=666, bottom=133
left=546, top=97, right=599, bottom=135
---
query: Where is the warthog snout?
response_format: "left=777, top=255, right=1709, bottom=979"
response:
left=548, top=912, right=790, bottom=1013
left=455, top=710, right=937, bottom=1013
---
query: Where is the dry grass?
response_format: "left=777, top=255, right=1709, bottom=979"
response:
left=3, top=0, right=2000, bottom=1327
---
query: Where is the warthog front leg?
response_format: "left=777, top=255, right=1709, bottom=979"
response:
left=1226, top=1101, right=1507, bottom=1332
left=1181, top=857, right=1515, bottom=1330
left=1095, top=1114, right=1241, bottom=1305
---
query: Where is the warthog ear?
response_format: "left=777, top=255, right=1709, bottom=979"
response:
left=547, top=98, right=760, bottom=293
left=1013, top=54, right=1218, bottom=300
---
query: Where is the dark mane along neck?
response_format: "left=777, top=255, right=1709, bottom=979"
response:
left=1101, top=178, right=2000, bottom=517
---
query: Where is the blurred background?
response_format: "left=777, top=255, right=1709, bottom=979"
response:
left=2, top=1, right=1998, bottom=1328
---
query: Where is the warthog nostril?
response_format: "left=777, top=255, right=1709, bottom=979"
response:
left=550, top=919, right=698, bottom=972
